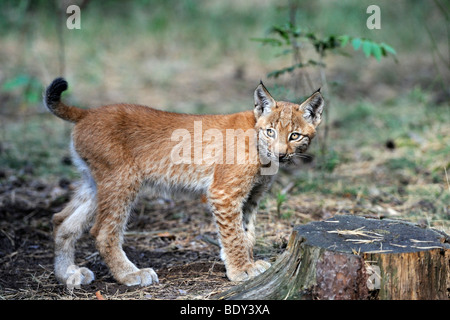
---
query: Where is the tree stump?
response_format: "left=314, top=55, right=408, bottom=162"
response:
left=217, top=215, right=450, bottom=300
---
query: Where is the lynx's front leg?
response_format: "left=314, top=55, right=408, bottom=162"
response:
left=208, top=181, right=270, bottom=282
left=242, top=176, right=275, bottom=254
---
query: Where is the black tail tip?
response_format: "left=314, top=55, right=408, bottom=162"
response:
left=46, top=77, right=68, bottom=103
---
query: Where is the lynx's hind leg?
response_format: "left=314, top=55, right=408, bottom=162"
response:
left=53, top=145, right=97, bottom=289
left=53, top=179, right=97, bottom=289
left=90, top=174, right=158, bottom=287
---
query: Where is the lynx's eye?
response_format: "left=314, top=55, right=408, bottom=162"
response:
left=266, top=128, right=276, bottom=138
left=289, top=132, right=301, bottom=141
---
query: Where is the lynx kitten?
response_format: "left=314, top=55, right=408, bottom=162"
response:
left=44, top=78, right=324, bottom=288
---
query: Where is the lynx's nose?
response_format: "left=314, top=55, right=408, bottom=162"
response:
left=278, top=153, right=287, bottom=160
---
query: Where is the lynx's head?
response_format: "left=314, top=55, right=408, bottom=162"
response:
left=253, top=81, right=324, bottom=165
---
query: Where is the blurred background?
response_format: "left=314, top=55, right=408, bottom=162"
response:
left=0, top=0, right=449, bottom=299
left=0, top=0, right=448, bottom=232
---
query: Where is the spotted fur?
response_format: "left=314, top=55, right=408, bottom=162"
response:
left=45, top=78, right=324, bottom=287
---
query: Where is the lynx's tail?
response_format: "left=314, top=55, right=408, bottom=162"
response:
left=44, top=77, right=87, bottom=123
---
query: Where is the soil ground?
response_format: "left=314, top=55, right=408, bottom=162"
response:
left=1, top=151, right=448, bottom=300
left=0, top=174, right=290, bottom=300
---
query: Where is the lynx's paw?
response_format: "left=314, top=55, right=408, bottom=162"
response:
left=119, top=268, right=159, bottom=287
left=65, top=265, right=95, bottom=289
left=227, top=260, right=271, bottom=282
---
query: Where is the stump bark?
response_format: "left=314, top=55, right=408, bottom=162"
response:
left=218, top=215, right=450, bottom=300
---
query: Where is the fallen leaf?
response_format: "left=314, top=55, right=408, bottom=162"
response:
left=95, top=290, right=105, bottom=300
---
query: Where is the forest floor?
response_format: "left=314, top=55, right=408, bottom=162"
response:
left=0, top=175, right=232, bottom=300
left=1, top=147, right=448, bottom=300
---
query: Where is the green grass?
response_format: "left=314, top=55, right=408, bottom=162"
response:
left=287, top=87, right=450, bottom=232
left=0, top=116, right=76, bottom=181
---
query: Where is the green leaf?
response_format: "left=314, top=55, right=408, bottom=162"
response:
left=351, top=38, right=362, bottom=50
left=270, top=25, right=290, bottom=43
left=25, top=79, right=43, bottom=103
left=275, top=48, right=293, bottom=57
left=372, top=43, right=382, bottom=61
left=338, top=35, right=350, bottom=47
left=267, top=67, right=293, bottom=78
left=305, top=32, right=317, bottom=41
left=25, top=90, right=40, bottom=104
left=267, top=68, right=286, bottom=78
left=307, top=59, right=326, bottom=67
left=2, top=74, right=30, bottom=91
left=251, top=37, right=283, bottom=47
left=267, top=63, right=305, bottom=78
left=381, top=42, right=397, bottom=55
left=362, top=40, right=372, bottom=58
left=326, top=35, right=339, bottom=49
left=292, top=26, right=301, bottom=38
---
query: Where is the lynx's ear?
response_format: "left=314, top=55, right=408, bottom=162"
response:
left=299, top=89, right=324, bottom=127
left=254, top=81, right=276, bottom=118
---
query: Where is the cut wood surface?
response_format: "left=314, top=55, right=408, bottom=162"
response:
left=217, top=215, right=450, bottom=300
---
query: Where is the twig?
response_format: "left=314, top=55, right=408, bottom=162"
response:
left=444, top=167, right=450, bottom=192
left=410, top=239, right=434, bottom=243
left=199, top=234, right=220, bottom=247
left=124, top=227, right=186, bottom=237
left=0, top=229, right=15, bottom=247
left=412, top=246, right=444, bottom=250
left=327, top=227, right=384, bottom=238
left=346, top=238, right=383, bottom=244
left=390, top=243, right=408, bottom=248
left=280, top=181, right=295, bottom=195
left=364, top=249, right=392, bottom=254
